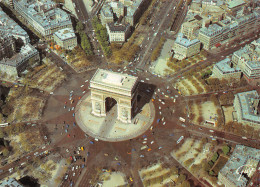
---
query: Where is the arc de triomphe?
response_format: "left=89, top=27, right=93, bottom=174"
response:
left=90, top=69, right=138, bottom=123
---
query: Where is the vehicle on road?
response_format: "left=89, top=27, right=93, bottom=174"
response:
left=177, top=136, right=184, bottom=144
left=209, top=130, right=214, bottom=133
left=242, top=137, right=247, bottom=139
left=140, top=155, right=144, bottom=158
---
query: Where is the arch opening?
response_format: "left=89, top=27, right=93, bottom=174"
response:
left=105, top=97, right=117, bottom=113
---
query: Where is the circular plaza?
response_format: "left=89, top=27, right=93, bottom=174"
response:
left=75, top=92, right=155, bottom=142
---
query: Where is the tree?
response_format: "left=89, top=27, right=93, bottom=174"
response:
left=222, top=145, right=231, bottom=155
left=209, top=170, right=215, bottom=176
left=211, top=152, right=219, bottom=162
left=0, top=128, right=5, bottom=138
left=180, top=180, right=191, bottom=187
left=176, top=174, right=186, bottom=184
left=76, top=21, right=84, bottom=33
left=2, top=147, right=9, bottom=157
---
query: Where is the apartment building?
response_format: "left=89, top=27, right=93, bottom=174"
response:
left=0, top=7, right=30, bottom=44
left=173, top=33, right=201, bottom=60
left=53, top=28, right=77, bottom=50
left=198, top=11, right=260, bottom=50
left=13, top=0, right=73, bottom=40
left=0, top=44, right=40, bottom=77
left=233, top=90, right=260, bottom=129
left=106, top=22, right=131, bottom=42
left=218, top=144, right=260, bottom=187
left=212, top=58, right=241, bottom=80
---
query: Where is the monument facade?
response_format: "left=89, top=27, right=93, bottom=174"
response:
left=90, top=69, right=138, bottom=123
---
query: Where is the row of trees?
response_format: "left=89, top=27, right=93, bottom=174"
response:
left=92, top=17, right=112, bottom=56
left=0, top=123, right=27, bottom=138
left=151, top=37, right=166, bottom=62
left=76, top=22, right=93, bottom=56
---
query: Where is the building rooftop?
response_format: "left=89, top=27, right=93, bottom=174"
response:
left=227, top=0, right=246, bottom=9
left=15, top=0, right=72, bottom=32
left=101, top=4, right=113, bottom=18
left=54, top=28, right=76, bottom=41
left=90, top=69, right=138, bottom=93
left=0, top=43, right=38, bottom=67
left=175, top=33, right=200, bottom=47
left=199, top=23, right=223, bottom=36
left=220, top=145, right=260, bottom=187
left=107, top=22, right=130, bottom=32
left=214, top=58, right=241, bottom=74
left=235, top=90, right=260, bottom=124
left=0, top=178, right=24, bottom=187
left=0, top=7, right=29, bottom=43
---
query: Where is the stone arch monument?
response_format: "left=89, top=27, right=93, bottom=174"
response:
left=90, top=69, right=138, bottom=123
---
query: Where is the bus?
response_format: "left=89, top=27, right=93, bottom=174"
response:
left=0, top=123, right=10, bottom=127
left=177, top=136, right=184, bottom=144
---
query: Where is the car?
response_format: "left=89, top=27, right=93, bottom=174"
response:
left=209, top=130, right=214, bottom=133
left=65, top=174, right=68, bottom=180
left=50, top=92, right=53, bottom=94
left=181, top=124, right=186, bottom=127
left=68, top=108, right=71, bottom=112
left=150, top=141, right=154, bottom=144
left=77, top=151, right=80, bottom=155
left=80, top=85, right=84, bottom=87
left=85, top=80, right=88, bottom=82
left=76, top=166, right=78, bottom=170
left=140, top=155, right=144, bottom=158
left=146, top=78, right=150, bottom=81
left=0, top=170, right=3, bottom=173
left=9, top=168, right=13, bottom=173
left=34, top=152, right=39, bottom=156
left=32, top=124, right=36, bottom=126
left=163, top=122, right=166, bottom=125
left=66, top=149, right=69, bottom=153
left=42, top=146, right=46, bottom=149
left=242, top=136, right=247, bottom=139
left=140, top=80, right=144, bottom=83
left=104, top=153, right=109, bottom=156
left=71, top=107, right=75, bottom=110
left=73, top=172, right=75, bottom=176
left=95, top=138, right=99, bottom=141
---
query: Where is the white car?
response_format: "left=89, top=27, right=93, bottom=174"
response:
left=71, top=107, right=75, bottom=110
left=42, top=146, right=46, bottom=149
left=163, top=122, right=166, bottom=125
left=66, top=149, right=69, bottom=153
left=34, top=152, right=39, bottom=156
left=72, top=167, right=74, bottom=171
left=209, top=130, right=214, bottom=133
left=9, top=168, right=13, bottom=173
left=65, top=175, right=68, bottom=180
left=76, top=166, right=78, bottom=170
left=146, top=78, right=150, bottom=81
left=140, top=155, right=144, bottom=158
left=73, top=172, right=75, bottom=176
left=85, top=80, right=88, bottom=82
left=141, top=80, right=144, bottom=82
left=150, top=141, right=154, bottom=144
left=80, top=85, right=84, bottom=87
